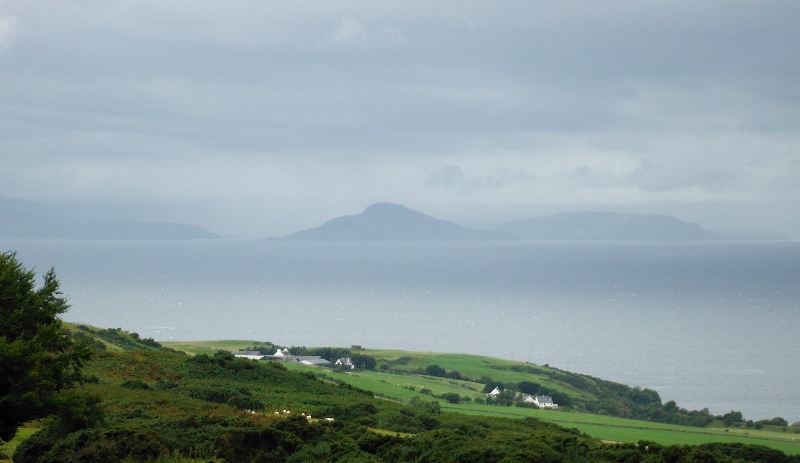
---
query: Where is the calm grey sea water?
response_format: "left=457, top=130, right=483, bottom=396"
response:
left=4, top=239, right=799, bottom=422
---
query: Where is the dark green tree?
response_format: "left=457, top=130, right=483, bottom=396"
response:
left=722, top=410, right=744, bottom=427
left=0, top=252, right=93, bottom=441
left=518, top=381, right=541, bottom=395
left=626, top=386, right=661, bottom=406
left=424, top=364, right=447, bottom=377
left=350, top=353, right=377, bottom=370
left=756, top=417, right=789, bottom=427
left=440, top=393, right=462, bottom=404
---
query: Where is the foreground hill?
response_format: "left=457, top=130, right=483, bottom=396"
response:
left=167, top=340, right=800, bottom=454
left=275, top=202, right=514, bottom=241
left=6, top=325, right=799, bottom=462
left=167, top=343, right=800, bottom=432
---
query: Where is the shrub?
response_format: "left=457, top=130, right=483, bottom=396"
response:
left=121, top=379, right=151, bottom=390
left=182, top=384, right=264, bottom=411
left=424, top=364, right=447, bottom=377
left=440, top=393, right=461, bottom=404
left=388, top=356, right=415, bottom=366
left=755, top=417, right=789, bottom=427
left=153, top=380, right=179, bottom=391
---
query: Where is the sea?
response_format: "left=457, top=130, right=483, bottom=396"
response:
left=3, top=239, right=798, bottom=423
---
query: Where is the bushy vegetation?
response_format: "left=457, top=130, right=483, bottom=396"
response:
left=756, top=417, right=790, bottom=427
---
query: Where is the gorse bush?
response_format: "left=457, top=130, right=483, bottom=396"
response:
left=121, top=379, right=151, bottom=390
left=182, top=384, right=265, bottom=411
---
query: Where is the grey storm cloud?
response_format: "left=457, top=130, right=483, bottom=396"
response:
left=1, top=1, right=799, bottom=237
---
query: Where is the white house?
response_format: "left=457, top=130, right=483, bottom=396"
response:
left=487, top=387, right=501, bottom=397
left=533, top=395, right=557, bottom=409
left=335, top=357, right=355, bottom=370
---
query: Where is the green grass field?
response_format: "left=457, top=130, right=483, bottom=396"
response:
left=282, top=364, right=484, bottom=401
left=444, top=404, right=800, bottom=454
left=289, top=364, right=800, bottom=454
left=160, top=339, right=263, bottom=356
left=0, top=423, right=40, bottom=463
left=361, top=349, right=596, bottom=400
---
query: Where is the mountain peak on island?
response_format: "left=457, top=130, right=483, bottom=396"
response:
left=276, top=203, right=514, bottom=242
left=361, top=202, right=416, bottom=216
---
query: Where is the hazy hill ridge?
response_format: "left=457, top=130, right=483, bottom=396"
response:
left=0, top=196, right=220, bottom=240
left=497, top=211, right=788, bottom=241
left=277, top=202, right=515, bottom=241
left=277, top=204, right=788, bottom=242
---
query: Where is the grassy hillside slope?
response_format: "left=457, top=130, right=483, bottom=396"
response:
left=165, top=340, right=800, bottom=456
left=5, top=326, right=799, bottom=463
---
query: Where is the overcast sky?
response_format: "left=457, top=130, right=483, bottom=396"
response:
left=1, top=1, right=799, bottom=238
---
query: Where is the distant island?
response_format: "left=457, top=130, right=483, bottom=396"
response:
left=497, top=211, right=786, bottom=241
left=274, top=202, right=515, bottom=242
left=2, top=195, right=788, bottom=241
left=0, top=196, right=220, bottom=240
left=273, top=203, right=788, bottom=242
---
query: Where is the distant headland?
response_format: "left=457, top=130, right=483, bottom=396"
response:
left=272, top=203, right=788, bottom=242
left=0, top=196, right=220, bottom=240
